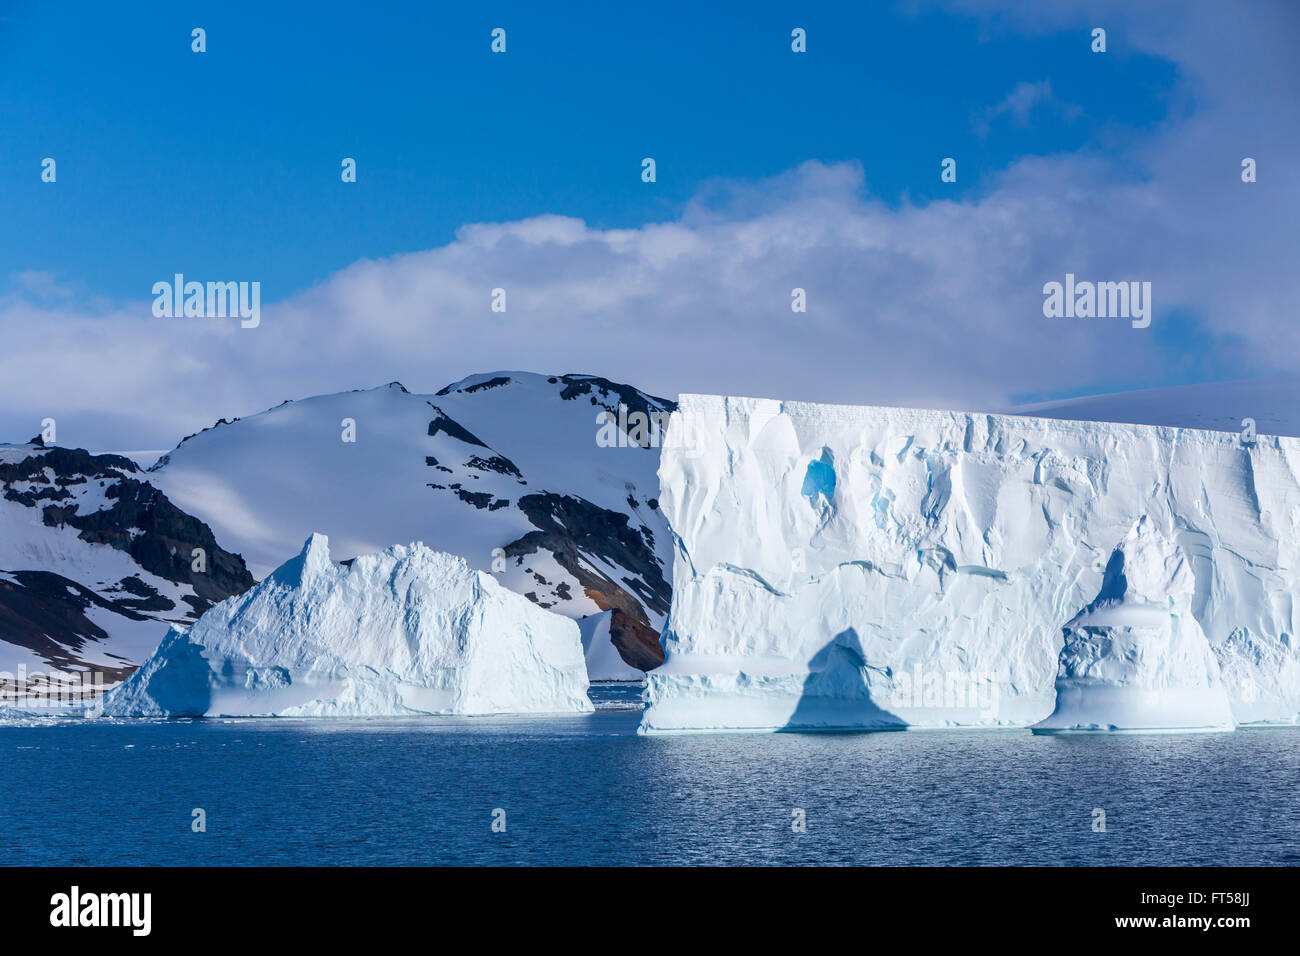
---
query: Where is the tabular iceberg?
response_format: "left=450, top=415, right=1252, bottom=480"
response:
left=1031, top=517, right=1236, bottom=733
left=103, top=534, right=593, bottom=717
left=640, top=394, right=1300, bottom=733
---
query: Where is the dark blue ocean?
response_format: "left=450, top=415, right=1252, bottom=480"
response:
left=4, top=684, right=1298, bottom=866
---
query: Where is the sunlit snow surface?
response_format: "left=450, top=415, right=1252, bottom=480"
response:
left=101, top=535, right=592, bottom=717
left=145, top=374, right=672, bottom=633
left=643, top=394, right=1300, bottom=733
left=1012, top=377, right=1300, bottom=438
left=1033, top=517, right=1236, bottom=733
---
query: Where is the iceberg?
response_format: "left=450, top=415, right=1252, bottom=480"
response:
left=640, top=394, right=1300, bottom=733
left=103, top=534, right=593, bottom=717
left=1031, top=517, right=1236, bottom=733
left=145, top=374, right=673, bottom=678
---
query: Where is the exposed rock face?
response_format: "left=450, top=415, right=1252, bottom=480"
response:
left=0, top=570, right=141, bottom=678
left=0, top=443, right=255, bottom=685
left=505, top=493, right=668, bottom=671
left=103, top=535, right=593, bottom=717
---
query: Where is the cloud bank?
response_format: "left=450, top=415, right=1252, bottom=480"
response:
left=2, top=0, right=1296, bottom=451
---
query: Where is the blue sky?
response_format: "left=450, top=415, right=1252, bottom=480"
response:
left=2, top=1, right=1177, bottom=300
left=1, top=0, right=1296, bottom=450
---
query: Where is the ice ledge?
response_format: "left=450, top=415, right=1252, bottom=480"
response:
left=644, top=393, right=1300, bottom=733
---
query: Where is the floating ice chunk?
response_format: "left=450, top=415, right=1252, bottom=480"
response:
left=102, top=534, right=593, bottom=717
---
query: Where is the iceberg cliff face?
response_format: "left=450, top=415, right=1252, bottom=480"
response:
left=1032, top=517, right=1236, bottom=733
left=641, top=394, right=1300, bottom=733
left=103, top=534, right=593, bottom=717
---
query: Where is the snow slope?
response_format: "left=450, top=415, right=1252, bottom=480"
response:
left=14, top=371, right=1295, bottom=700
left=1032, top=517, right=1237, bottom=733
left=146, top=373, right=674, bottom=674
left=0, top=442, right=254, bottom=689
left=1010, top=378, right=1300, bottom=439
left=103, top=534, right=592, bottom=717
left=578, top=611, right=646, bottom=681
left=641, top=394, right=1300, bottom=733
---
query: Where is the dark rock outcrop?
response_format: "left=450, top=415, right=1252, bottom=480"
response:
left=505, top=493, right=670, bottom=671
left=0, top=444, right=256, bottom=677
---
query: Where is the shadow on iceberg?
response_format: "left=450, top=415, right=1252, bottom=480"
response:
left=101, top=627, right=213, bottom=718
left=778, top=628, right=906, bottom=733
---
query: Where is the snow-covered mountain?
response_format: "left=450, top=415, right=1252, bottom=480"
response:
left=104, top=534, right=593, bottom=717
left=0, top=441, right=254, bottom=690
left=11, top=370, right=1294, bottom=702
left=145, top=372, right=675, bottom=678
left=1009, top=378, right=1300, bottom=438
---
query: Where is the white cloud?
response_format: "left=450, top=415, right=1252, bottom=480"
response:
left=2, top=0, right=1296, bottom=453
left=973, top=80, right=1066, bottom=137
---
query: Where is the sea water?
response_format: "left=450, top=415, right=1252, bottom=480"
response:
left=2, top=684, right=1296, bottom=866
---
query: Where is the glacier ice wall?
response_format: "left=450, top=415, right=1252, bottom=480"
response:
left=1032, top=517, right=1236, bottom=733
left=103, top=534, right=593, bottom=717
left=641, top=394, right=1300, bottom=732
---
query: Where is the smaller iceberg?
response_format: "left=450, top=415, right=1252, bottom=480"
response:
left=102, top=534, right=593, bottom=717
left=1032, top=517, right=1235, bottom=734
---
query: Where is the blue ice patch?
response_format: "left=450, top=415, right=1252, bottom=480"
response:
left=801, top=450, right=836, bottom=505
